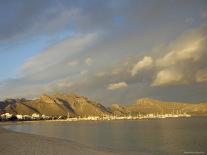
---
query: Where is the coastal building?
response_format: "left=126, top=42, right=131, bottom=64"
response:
left=31, top=113, right=40, bottom=120
left=16, top=114, right=23, bottom=120
left=1, top=113, right=12, bottom=120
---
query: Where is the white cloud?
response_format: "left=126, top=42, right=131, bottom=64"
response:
left=107, top=82, right=128, bottom=90
left=150, top=24, right=207, bottom=86
left=157, top=37, right=204, bottom=67
left=20, top=33, right=97, bottom=77
left=85, top=57, right=93, bottom=65
left=0, top=33, right=98, bottom=99
left=131, top=56, right=153, bottom=76
left=152, top=69, right=184, bottom=86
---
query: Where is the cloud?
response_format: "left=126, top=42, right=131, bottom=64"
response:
left=156, top=35, right=205, bottom=67
left=1, top=0, right=207, bottom=105
left=43, top=77, right=72, bottom=93
left=0, top=1, right=82, bottom=44
left=112, top=67, right=123, bottom=75
left=0, top=33, right=98, bottom=99
left=95, top=72, right=107, bottom=77
left=196, top=68, right=207, bottom=82
left=131, top=56, right=153, bottom=76
left=80, top=70, right=88, bottom=75
left=120, top=22, right=207, bottom=87
left=152, top=69, right=184, bottom=86
left=107, top=82, right=128, bottom=90
left=200, top=7, right=207, bottom=19
left=20, top=33, right=97, bottom=78
left=67, top=60, right=79, bottom=67
left=155, top=24, right=206, bottom=86
left=56, top=80, right=72, bottom=88
left=85, top=57, right=92, bottom=65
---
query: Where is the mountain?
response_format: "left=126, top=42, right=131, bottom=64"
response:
left=109, top=98, right=207, bottom=116
left=1, top=93, right=111, bottom=117
left=108, top=104, right=129, bottom=116
left=0, top=94, right=207, bottom=117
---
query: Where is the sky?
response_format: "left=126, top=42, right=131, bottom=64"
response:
left=0, top=0, right=207, bottom=105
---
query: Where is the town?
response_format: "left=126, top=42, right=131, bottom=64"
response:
left=0, top=112, right=191, bottom=122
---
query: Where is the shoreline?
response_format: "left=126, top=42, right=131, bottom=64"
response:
left=0, top=112, right=200, bottom=123
left=0, top=127, right=138, bottom=155
left=0, top=115, right=205, bottom=126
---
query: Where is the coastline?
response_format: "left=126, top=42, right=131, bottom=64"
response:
left=0, top=127, right=135, bottom=155
left=0, top=115, right=204, bottom=126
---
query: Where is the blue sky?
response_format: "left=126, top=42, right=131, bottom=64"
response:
left=0, top=0, right=207, bottom=105
left=0, top=29, right=75, bottom=80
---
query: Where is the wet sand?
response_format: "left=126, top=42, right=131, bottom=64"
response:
left=0, top=127, right=133, bottom=155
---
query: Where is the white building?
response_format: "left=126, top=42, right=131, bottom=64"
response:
left=16, top=114, right=23, bottom=120
left=1, top=113, right=13, bottom=120
left=31, top=113, right=40, bottom=119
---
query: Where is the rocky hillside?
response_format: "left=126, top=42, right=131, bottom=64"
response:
left=0, top=94, right=207, bottom=117
left=1, top=93, right=111, bottom=117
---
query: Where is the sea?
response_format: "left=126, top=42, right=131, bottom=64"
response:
left=3, top=117, right=207, bottom=155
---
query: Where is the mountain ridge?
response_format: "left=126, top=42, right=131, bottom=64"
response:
left=0, top=93, right=207, bottom=117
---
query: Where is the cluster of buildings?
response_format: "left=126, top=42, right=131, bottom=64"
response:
left=66, top=113, right=191, bottom=122
left=0, top=112, right=191, bottom=122
left=0, top=113, right=64, bottom=121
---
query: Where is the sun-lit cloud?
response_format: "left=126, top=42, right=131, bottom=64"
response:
left=196, top=68, right=207, bottom=82
left=131, top=56, right=153, bottom=76
left=156, top=37, right=205, bottom=67
left=85, top=57, right=93, bottom=66
left=107, top=82, right=128, bottom=90
left=152, top=69, right=184, bottom=86
left=153, top=24, right=207, bottom=86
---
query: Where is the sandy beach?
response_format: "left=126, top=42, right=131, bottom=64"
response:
left=0, top=126, right=135, bottom=155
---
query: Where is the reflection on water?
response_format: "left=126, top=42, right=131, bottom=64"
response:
left=3, top=117, right=207, bottom=155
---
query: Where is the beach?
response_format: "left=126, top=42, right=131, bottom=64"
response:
left=0, top=126, right=134, bottom=155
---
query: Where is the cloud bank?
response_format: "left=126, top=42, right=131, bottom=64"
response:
left=0, top=0, right=207, bottom=105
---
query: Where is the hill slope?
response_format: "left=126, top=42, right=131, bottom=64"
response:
left=1, top=93, right=111, bottom=117
left=109, top=98, right=207, bottom=116
left=0, top=94, right=207, bottom=117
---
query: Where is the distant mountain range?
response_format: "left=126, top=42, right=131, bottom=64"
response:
left=110, top=98, right=207, bottom=116
left=0, top=93, right=207, bottom=117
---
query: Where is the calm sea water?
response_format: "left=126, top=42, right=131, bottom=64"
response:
left=3, top=117, right=207, bottom=155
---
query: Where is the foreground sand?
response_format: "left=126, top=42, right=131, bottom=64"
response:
left=0, top=127, right=141, bottom=155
